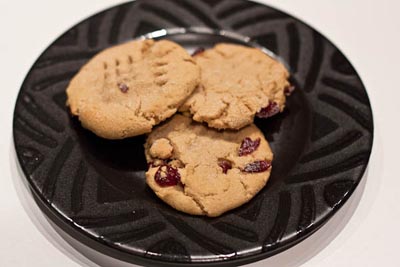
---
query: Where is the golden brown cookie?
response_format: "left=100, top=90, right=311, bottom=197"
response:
left=145, top=115, right=273, bottom=217
left=66, top=39, right=200, bottom=139
left=180, top=43, right=291, bottom=130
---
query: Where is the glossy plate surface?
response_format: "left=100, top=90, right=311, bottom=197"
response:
left=13, top=0, right=373, bottom=266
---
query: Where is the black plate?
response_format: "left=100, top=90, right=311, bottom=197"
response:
left=13, top=0, right=373, bottom=266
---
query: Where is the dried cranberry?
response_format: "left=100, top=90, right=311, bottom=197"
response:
left=239, top=137, right=260, bottom=156
left=256, top=102, right=280, bottom=118
left=192, top=47, right=205, bottom=56
left=118, top=83, right=129, bottom=93
left=284, top=85, right=295, bottom=96
left=218, top=159, right=232, bottom=174
left=154, top=165, right=181, bottom=186
left=242, top=160, right=271, bottom=173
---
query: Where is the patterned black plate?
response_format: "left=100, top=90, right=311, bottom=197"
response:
left=13, top=0, right=373, bottom=266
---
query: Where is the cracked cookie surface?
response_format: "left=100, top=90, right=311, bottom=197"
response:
left=66, top=39, right=200, bottom=139
left=145, top=115, right=273, bottom=217
left=180, top=43, right=290, bottom=130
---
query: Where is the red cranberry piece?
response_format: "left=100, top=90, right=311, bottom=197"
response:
left=118, top=83, right=129, bottom=93
left=242, top=160, right=271, bottom=173
left=256, top=102, right=280, bottom=118
left=154, top=165, right=181, bottom=186
left=284, top=85, right=295, bottom=96
left=218, top=159, right=232, bottom=174
left=192, top=47, right=205, bottom=56
left=239, top=137, right=261, bottom=156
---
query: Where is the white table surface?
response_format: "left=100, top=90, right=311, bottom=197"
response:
left=1, top=0, right=399, bottom=266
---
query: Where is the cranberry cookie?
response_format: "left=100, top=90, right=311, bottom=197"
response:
left=145, top=115, right=273, bottom=217
left=180, top=43, right=291, bottom=130
left=67, top=39, right=200, bottom=139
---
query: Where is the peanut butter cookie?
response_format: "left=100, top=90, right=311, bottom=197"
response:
left=180, top=43, right=291, bottom=130
left=145, top=115, right=273, bottom=217
left=67, top=39, right=200, bottom=139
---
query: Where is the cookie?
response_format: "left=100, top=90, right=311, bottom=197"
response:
left=66, top=39, right=200, bottom=139
left=145, top=115, right=273, bottom=217
left=180, top=43, right=291, bottom=130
